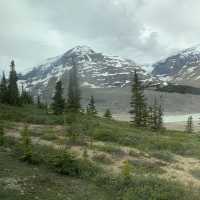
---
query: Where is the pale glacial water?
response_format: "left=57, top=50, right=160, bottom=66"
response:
left=164, top=113, right=200, bottom=123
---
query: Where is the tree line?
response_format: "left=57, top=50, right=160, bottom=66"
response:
left=51, top=61, right=112, bottom=119
left=0, top=60, right=33, bottom=106
left=130, top=70, right=164, bottom=131
left=0, top=60, right=164, bottom=130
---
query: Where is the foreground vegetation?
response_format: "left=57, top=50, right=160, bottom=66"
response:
left=1, top=104, right=200, bottom=199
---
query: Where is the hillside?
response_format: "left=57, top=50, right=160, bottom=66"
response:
left=0, top=104, right=200, bottom=199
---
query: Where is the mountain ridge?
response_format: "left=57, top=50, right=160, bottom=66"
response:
left=20, top=45, right=162, bottom=96
left=152, top=44, right=200, bottom=87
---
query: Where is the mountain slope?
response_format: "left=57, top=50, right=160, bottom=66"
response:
left=152, top=45, right=200, bottom=87
left=20, top=46, right=161, bottom=96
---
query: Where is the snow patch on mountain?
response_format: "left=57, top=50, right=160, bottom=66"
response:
left=152, top=44, right=200, bottom=86
left=20, top=46, right=162, bottom=96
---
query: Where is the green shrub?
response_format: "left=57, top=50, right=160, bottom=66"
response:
left=47, top=147, right=80, bottom=176
left=41, top=129, right=57, bottom=141
left=122, top=176, right=198, bottom=200
left=128, top=159, right=165, bottom=174
left=190, top=169, right=200, bottom=180
left=121, top=160, right=132, bottom=178
left=0, top=122, right=5, bottom=146
left=94, top=144, right=124, bottom=157
left=92, top=153, right=113, bottom=165
left=150, top=150, right=175, bottom=162
left=19, top=125, right=33, bottom=163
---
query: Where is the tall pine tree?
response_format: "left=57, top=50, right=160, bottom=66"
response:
left=8, top=60, right=19, bottom=105
left=185, top=116, right=193, bottom=133
left=37, top=95, right=43, bottom=109
left=52, top=80, right=65, bottom=115
left=66, top=60, right=81, bottom=113
left=0, top=72, right=8, bottom=104
left=149, top=98, right=164, bottom=131
left=130, top=70, right=147, bottom=127
left=87, top=96, right=97, bottom=115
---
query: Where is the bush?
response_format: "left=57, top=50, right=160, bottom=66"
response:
left=150, top=150, right=175, bottom=162
left=0, top=122, right=5, bottom=146
left=47, top=147, right=80, bottom=176
left=121, top=160, right=132, bottom=178
left=92, top=153, right=113, bottom=164
left=122, top=176, right=198, bottom=200
left=19, top=125, right=33, bottom=163
left=94, top=144, right=124, bottom=157
left=41, top=129, right=57, bottom=141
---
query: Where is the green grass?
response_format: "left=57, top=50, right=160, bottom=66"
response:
left=0, top=147, right=112, bottom=200
left=92, top=153, right=113, bottom=165
left=190, top=169, right=200, bottom=180
left=1, top=144, right=199, bottom=200
left=0, top=104, right=64, bottom=125
left=2, top=103, right=200, bottom=160
left=1, top=104, right=200, bottom=199
left=150, top=150, right=175, bottom=162
left=93, top=144, right=124, bottom=157
left=128, top=159, right=166, bottom=174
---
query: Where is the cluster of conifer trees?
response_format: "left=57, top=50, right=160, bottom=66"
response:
left=51, top=62, right=81, bottom=115
left=0, top=60, right=33, bottom=106
left=51, top=61, right=111, bottom=118
left=130, top=70, right=163, bottom=130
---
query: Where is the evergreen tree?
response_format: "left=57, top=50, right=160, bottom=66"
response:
left=185, top=116, right=193, bottom=133
left=52, top=80, right=65, bottom=115
left=104, top=109, right=112, bottom=119
left=147, top=106, right=154, bottom=129
left=87, top=96, right=97, bottom=115
left=37, top=95, right=43, bottom=109
left=150, top=98, right=164, bottom=131
left=141, top=103, right=149, bottom=127
left=157, top=104, right=164, bottom=130
left=66, top=60, right=81, bottom=112
left=8, top=60, right=19, bottom=105
left=0, top=72, right=8, bottom=104
left=152, top=98, right=159, bottom=130
left=129, top=70, right=147, bottom=127
left=0, top=122, right=5, bottom=146
left=20, top=84, right=33, bottom=105
left=20, top=125, right=32, bottom=162
left=121, top=160, right=132, bottom=179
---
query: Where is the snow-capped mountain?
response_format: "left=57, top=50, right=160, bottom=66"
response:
left=20, top=46, right=161, bottom=96
left=152, top=45, right=200, bottom=87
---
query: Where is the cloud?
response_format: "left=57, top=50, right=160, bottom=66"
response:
left=0, top=0, right=200, bottom=72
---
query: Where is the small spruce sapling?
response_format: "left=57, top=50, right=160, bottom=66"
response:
left=87, top=96, right=97, bottom=116
left=20, top=125, right=32, bottom=162
left=121, top=160, right=132, bottom=180
left=104, top=109, right=112, bottom=119
left=0, top=122, right=5, bottom=146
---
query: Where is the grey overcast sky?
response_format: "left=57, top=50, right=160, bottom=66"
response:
left=1, top=0, right=200, bottom=72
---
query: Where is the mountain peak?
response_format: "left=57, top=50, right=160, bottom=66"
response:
left=181, top=44, right=200, bottom=56
left=152, top=44, right=200, bottom=87
left=65, top=45, right=95, bottom=57
left=21, top=45, right=161, bottom=94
